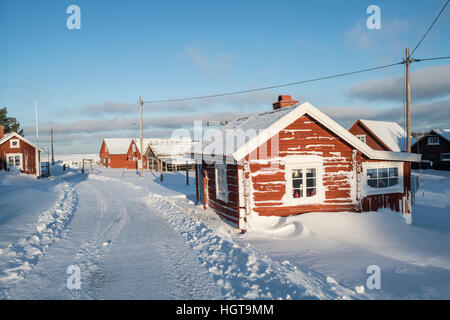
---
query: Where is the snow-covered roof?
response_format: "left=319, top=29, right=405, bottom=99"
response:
left=103, top=138, right=133, bottom=155
left=0, top=132, right=44, bottom=152
left=134, top=138, right=157, bottom=154
left=432, top=129, right=450, bottom=142
left=146, top=138, right=196, bottom=164
left=192, top=102, right=421, bottom=162
left=357, top=119, right=416, bottom=152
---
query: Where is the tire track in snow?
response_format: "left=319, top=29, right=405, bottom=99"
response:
left=145, top=194, right=359, bottom=300
left=0, top=181, right=77, bottom=296
left=66, top=180, right=130, bottom=300
left=86, top=173, right=359, bottom=299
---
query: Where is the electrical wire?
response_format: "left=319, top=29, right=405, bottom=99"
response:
left=143, top=62, right=404, bottom=105
left=410, top=0, right=449, bottom=57
left=94, top=101, right=139, bottom=133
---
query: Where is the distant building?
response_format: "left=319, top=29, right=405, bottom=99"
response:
left=191, top=96, right=421, bottom=231
left=145, top=138, right=196, bottom=171
left=411, top=129, right=450, bottom=170
left=0, top=125, right=43, bottom=177
left=99, top=138, right=149, bottom=169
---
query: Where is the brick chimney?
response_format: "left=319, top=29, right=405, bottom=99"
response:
left=0, top=125, right=4, bottom=139
left=272, top=95, right=299, bottom=110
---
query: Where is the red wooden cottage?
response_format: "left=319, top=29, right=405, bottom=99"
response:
left=192, top=96, right=421, bottom=231
left=99, top=138, right=149, bottom=169
left=349, top=119, right=415, bottom=152
left=0, top=125, right=43, bottom=177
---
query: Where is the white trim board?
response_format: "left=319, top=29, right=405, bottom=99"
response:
left=192, top=102, right=421, bottom=163
left=0, top=132, right=44, bottom=152
left=232, top=102, right=421, bottom=162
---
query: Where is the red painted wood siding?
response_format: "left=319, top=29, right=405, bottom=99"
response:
left=360, top=161, right=411, bottom=213
left=99, top=140, right=148, bottom=169
left=247, top=114, right=359, bottom=216
left=202, top=114, right=411, bottom=227
left=0, top=136, right=40, bottom=175
left=201, top=161, right=240, bottom=226
left=348, top=121, right=390, bottom=151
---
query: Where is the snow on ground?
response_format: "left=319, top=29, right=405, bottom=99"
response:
left=1, top=157, right=449, bottom=299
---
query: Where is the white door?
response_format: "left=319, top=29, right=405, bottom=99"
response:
left=6, top=153, right=23, bottom=171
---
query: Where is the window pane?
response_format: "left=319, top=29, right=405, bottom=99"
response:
left=367, top=169, right=377, bottom=179
left=306, top=168, right=316, bottom=177
left=389, top=167, right=398, bottom=177
left=306, top=188, right=316, bottom=197
left=8, top=157, right=14, bottom=166
left=378, top=178, right=388, bottom=188
left=388, top=178, right=399, bottom=187
left=293, top=189, right=302, bottom=198
left=293, top=179, right=302, bottom=189
left=292, top=169, right=302, bottom=178
left=379, top=168, right=388, bottom=178
left=306, top=178, right=316, bottom=187
left=368, top=179, right=377, bottom=188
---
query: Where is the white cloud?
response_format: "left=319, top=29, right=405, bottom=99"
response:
left=346, top=64, right=450, bottom=101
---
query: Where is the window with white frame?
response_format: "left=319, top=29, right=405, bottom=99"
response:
left=292, top=168, right=317, bottom=198
left=356, top=135, right=367, bottom=144
left=363, top=162, right=403, bottom=195
left=10, top=139, right=20, bottom=148
left=215, top=164, right=228, bottom=202
left=428, top=136, right=439, bottom=145
left=284, top=159, right=324, bottom=204
left=367, top=167, right=399, bottom=188
left=441, top=153, right=450, bottom=162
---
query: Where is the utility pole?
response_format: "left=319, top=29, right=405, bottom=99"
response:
left=405, top=48, right=412, bottom=153
left=139, top=96, right=144, bottom=178
left=51, top=127, right=55, bottom=165
left=34, top=99, right=39, bottom=144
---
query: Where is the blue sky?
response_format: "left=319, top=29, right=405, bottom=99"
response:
left=1, top=0, right=449, bottom=153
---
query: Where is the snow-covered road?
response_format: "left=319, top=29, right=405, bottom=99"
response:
left=1, top=171, right=221, bottom=299
left=2, top=164, right=449, bottom=299
left=0, top=166, right=357, bottom=299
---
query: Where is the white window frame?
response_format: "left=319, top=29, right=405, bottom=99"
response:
left=283, top=157, right=324, bottom=205
left=440, top=153, right=450, bottom=162
left=356, top=134, right=367, bottom=144
left=6, top=153, right=23, bottom=170
left=215, top=163, right=228, bottom=202
left=10, top=139, right=20, bottom=148
left=361, top=162, right=404, bottom=196
left=427, top=136, right=440, bottom=145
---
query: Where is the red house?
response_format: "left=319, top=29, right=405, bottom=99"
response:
left=99, top=138, right=148, bottom=169
left=0, top=125, right=43, bottom=177
left=192, top=96, right=421, bottom=231
left=348, top=119, right=415, bottom=152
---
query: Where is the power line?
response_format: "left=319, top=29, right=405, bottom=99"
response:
left=95, top=101, right=139, bottom=132
left=415, top=55, right=450, bottom=62
left=143, top=61, right=404, bottom=105
left=92, top=55, right=448, bottom=130
left=410, top=0, right=449, bottom=57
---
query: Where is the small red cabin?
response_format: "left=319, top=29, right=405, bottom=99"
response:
left=99, top=138, right=148, bottom=169
left=192, top=97, right=421, bottom=231
left=0, top=126, right=43, bottom=177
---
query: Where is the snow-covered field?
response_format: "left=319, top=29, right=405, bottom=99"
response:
left=0, top=154, right=449, bottom=299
